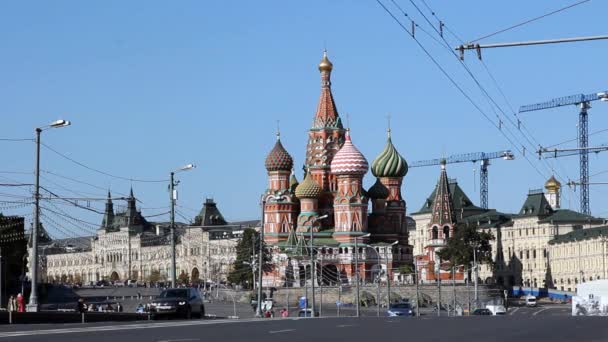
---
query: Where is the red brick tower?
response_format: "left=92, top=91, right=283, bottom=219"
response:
left=263, top=132, right=300, bottom=244
left=305, top=51, right=346, bottom=230
left=330, top=130, right=369, bottom=244
left=420, top=159, right=457, bottom=281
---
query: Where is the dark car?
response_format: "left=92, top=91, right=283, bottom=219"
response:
left=472, top=308, right=492, bottom=316
left=387, top=303, right=414, bottom=317
left=150, top=288, right=205, bottom=319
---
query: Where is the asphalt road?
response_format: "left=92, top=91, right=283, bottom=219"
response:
left=1, top=314, right=606, bottom=342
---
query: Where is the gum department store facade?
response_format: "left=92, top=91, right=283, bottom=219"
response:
left=40, top=193, right=251, bottom=284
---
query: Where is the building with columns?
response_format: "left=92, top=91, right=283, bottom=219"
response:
left=261, top=51, right=413, bottom=287
left=40, top=193, right=252, bottom=285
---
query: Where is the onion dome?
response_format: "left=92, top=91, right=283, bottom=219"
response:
left=367, top=178, right=389, bottom=199
left=544, top=175, right=561, bottom=192
left=295, top=173, right=322, bottom=199
left=371, top=129, right=408, bottom=178
left=289, top=172, right=299, bottom=188
left=318, top=49, right=333, bottom=72
left=331, top=130, right=369, bottom=175
left=264, top=133, right=294, bottom=172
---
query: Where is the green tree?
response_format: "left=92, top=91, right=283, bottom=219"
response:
left=437, top=224, right=494, bottom=274
left=227, top=228, right=272, bottom=289
left=178, top=271, right=189, bottom=285
left=147, top=270, right=161, bottom=283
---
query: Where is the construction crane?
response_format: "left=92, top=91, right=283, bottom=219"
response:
left=410, top=150, right=514, bottom=209
left=519, top=91, right=608, bottom=215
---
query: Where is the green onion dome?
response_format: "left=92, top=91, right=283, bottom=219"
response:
left=295, top=173, right=322, bottom=199
left=371, top=130, right=408, bottom=178
left=367, top=178, right=389, bottom=199
left=265, top=134, right=294, bottom=172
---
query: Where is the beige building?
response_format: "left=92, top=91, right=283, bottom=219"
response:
left=548, top=226, right=608, bottom=292
left=39, top=194, right=252, bottom=285
left=410, top=175, right=607, bottom=292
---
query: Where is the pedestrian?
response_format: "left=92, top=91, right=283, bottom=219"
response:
left=7, top=296, right=15, bottom=312
left=77, top=298, right=87, bottom=314
left=16, top=293, right=25, bottom=312
left=116, top=302, right=123, bottom=312
left=264, top=309, right=271, bottom=318
left=280, top=308, right=289, bottom=318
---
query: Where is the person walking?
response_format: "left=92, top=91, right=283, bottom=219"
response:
left=7, top=296, right=16, bottom=312
left=16, top=293, right=25, bottom=312
left=280, top=308, right=289, bottom=318
left=77, top=298, right=87, bottom=314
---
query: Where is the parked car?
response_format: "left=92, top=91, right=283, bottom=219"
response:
left=150, top=288, right=205, bottom=319
left=472, top=308, right=492, bottom=316
left=386, top=303, right=414, bottom=317
left=297, top=308, right=319, bottom=317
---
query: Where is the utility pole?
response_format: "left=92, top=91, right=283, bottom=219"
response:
left=169, top=164, right=195, bottom=289
left=452, top=267, right=456, bottom=316
left=319, top=252, right=323, bottom=317
left=170, top=172, right=177, bottom=288
left=376, top=274, right=380, bottom=317
left=602, top=235, right=607, bottom=279
left=337, top=284, right=341, bottom=317
left=414, top=262, right=420, bottom=317
left=28, top=119, right=71, bottom=312
left=256, top=197, right=267, bottom=317
left=473, top=248, right=479, bottom=305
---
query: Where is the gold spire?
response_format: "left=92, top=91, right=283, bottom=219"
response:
left=318, top=49, right=333, bottom=72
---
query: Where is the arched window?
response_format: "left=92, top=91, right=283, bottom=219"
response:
left=432, top=226, right=439, bottom=240
left=443, top=226, right=450, bottom=239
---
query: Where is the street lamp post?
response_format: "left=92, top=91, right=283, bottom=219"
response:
left=257, top=194, right=283, bottom=317
left=354, top=233, right=371, bottom=318
left=309, top=214, right=327, bottom=318
left=29, top=119, right=70, bottom=312
left=170, top=164, right=195, bottom=288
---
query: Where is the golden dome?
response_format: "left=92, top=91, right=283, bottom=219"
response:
left=318, top=50, right=333, bottom=72
left=544, top=175, right=561, bottom=191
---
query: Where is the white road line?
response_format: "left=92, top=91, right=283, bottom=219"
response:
left=269, top=329, right=295, bottom=334
left=337, top=324, right=356, bottom=328
left=0, top=318, right=263, bottom=339
left=509, top=307, right=520, bottom=316
left=533, top=308, right=549, bottom=316
left=157, top=339, right=200, bottom=342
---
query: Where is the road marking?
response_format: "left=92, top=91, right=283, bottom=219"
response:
left=509, top=307, right=520, bottom=316
left=533, top=308, right=549, bottom=316
left=337, top=324, right=356, bottom=328
left=269, top=329, right=295, bottom=334
left=158, top=339, right=200, bottom=342
left=0, top=318, right=264, bottom=339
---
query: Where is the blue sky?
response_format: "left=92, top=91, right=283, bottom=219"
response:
left=2, top=1, right=608, bottom=238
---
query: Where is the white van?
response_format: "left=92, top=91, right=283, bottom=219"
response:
left=525, top=295, right=537, bottom=307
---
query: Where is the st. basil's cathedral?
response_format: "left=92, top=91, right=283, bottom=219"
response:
left=261, top=51, right=416, bottom=287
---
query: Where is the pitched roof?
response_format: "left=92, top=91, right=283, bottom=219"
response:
left=429, top=163, right=456, bottom=226
left=549, top=225, right=608, bottom=245
left=412, top=178, right=484, bottom=218
left=460, top=210, right=514, bottom=229
left=517, top=190, right=553, bottom=217
left=538, top=209, right=605, bottom=224
left=194, top=198, right=228, bottom=226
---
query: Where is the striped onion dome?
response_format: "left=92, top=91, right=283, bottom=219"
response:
left=330, top=130, right=369, bottom=176
left=264, top=134, right=294, bottom=172
left=371, top=130, right=408, bottom=178
left=295, top=172, right=322, bottom=199
left=367, top=178, right=389, bottom=199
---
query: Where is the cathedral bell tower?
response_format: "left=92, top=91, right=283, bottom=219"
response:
left=305, top=51, right=346, bottom=230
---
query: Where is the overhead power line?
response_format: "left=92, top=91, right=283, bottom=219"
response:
left=469, top=0, right=592, bottom=43
left=41, top=142, right=168, bottom=183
